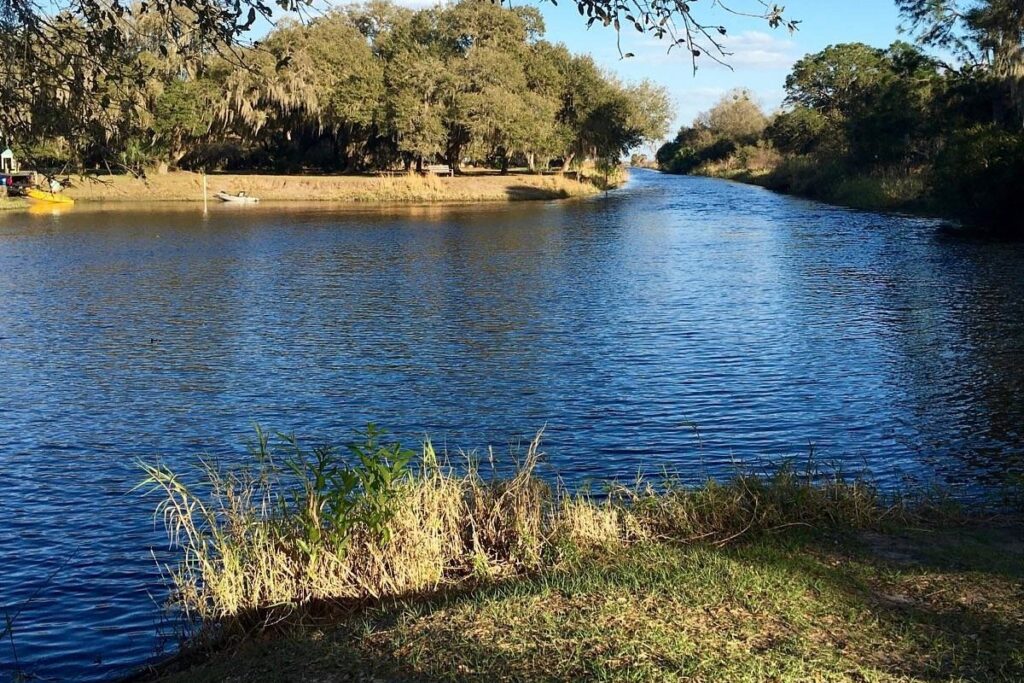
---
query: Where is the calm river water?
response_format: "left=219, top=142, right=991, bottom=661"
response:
left=2, top=170, right=1023, bottom=680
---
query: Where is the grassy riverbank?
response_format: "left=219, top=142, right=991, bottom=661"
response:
left=139, top=526, right=1024, bottom=682
left=132, top=428, right=1024, bottom=681
left=0, top=196, right=28, bottom=211
left=61, top=170, right=606, bottom=204
left=691, top=160, right=932, bottom=216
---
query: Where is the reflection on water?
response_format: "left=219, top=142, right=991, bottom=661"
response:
left=1, top=170, right=1023, bottom=680
left=25, top=202, right=75, bottom=217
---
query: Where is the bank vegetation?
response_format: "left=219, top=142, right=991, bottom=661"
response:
left=138, top=425, right=1008, bottom=623
left=135, top=425, right=1023, bottom=681
left=656, top=1, right=1024, bottom=233
left=61, top=169, right=611, bottom=203
left=6, top=0, right=670, bottom=183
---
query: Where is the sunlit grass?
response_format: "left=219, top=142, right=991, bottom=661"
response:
left=136, top=426, right=1023, bottom=681
left=61, top=170, right=604, bottom=203
left=695, top=154, right=931, bottom=214
left=148, top=529, right=1024, bottom=682
left=140, top=426, right=966, bottom=628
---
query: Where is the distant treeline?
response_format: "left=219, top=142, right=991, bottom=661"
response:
left=9, top=0, right=671, bottom=176
left=657, top=2, right=1024, bottom=232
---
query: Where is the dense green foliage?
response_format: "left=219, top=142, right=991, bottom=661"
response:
left=658, top=1, right=1024, bottom=232
left=1, top=0, right=671, bottom=175
left=656, top=89, right=770, bottom=175
left=0, top=0, right=789, bottom=166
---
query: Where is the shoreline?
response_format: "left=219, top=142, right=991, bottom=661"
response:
left=124, top=428, right=1024, bottom=682
left=659, top=166, right=957, bottom=225
left=56, top=170, right=608, bottom=204
left=659, top=167, right=1024, bottom=239
left=131, top=521, right=1024, bottom=682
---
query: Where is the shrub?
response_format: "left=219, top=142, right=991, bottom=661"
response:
left=930, top=125, right=1024, bottom=233
left=655, top=138, right=739, bottom=175
left=734, top=142, right=781, bottom=172
left=763, top=155, right=846, bottom=198
left=765, top=106, right=830, bottom=156
left=828, top=171, right=926, bottom=211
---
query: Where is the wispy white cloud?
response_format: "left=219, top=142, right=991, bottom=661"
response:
left=591, top=27, right=798, bottom=73
left=712, top=30, right=799, bottom=70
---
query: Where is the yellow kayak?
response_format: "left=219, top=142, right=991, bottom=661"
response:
left=26, top=188, right=75, bottom=205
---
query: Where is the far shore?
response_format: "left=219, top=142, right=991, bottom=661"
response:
left=55, top=169, right=609, bottom=204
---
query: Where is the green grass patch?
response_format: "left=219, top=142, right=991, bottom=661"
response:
left=696, top=154, right=934, bottom=216
left=143, top=529, right=1024, bottom=682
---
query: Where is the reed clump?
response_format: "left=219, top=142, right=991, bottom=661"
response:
left=140, top=426, right=955, bottom=626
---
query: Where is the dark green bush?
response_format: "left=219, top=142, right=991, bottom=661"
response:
left=931, top=125, right=1024, bottom=233
left=765, top=107, right=830, bottom=156
left=655, top=142, right=701, bottom=174
left=655, top=137, right=738, bottom=174
left=763, top=156, right=846, bottom=199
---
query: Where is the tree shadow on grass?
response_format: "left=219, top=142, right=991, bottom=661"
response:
left=734, top=527, right=1024, bottom=682
left=132, top=525, right=1024, bottom=683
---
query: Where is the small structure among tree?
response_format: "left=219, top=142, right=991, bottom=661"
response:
left=1, top=148, right=17, bottom=173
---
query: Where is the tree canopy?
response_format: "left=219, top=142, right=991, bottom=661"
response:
left=1, top=0, right=672, bottom=175
left=0, top=0, right=793, bottom=163
left=656, top=88, right=768, bottom=174
left=897, top=0, right=1024, bottom=123
left=656, top=25, right=1024, bottom=231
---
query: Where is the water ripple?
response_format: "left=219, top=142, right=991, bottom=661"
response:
left=1, top=171, right=1023, bottom=679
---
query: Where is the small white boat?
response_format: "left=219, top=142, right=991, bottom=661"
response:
left=215, top=191, right=259, bottom=204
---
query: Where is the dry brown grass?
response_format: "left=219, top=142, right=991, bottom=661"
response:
left=63, top=171, right=601, bottom=203
left=698, top=143, right=782, bottom=179
left=0, top=196, right=27, bottom=211
left=139, top=429, right=962, bottom=630
left=141, top=432, right=550, bottom=623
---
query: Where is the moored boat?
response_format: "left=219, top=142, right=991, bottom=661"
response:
left=215, top=191, right=259, bottom=204
left=26, top=188, right=75, bottom=205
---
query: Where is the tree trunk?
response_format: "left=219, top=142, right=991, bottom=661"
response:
left=340, top=139, right=352, bottom=174
left=500, top=154, right=509, bottom=175
left=158, top=147, right=187, bottom=174
left=446, top=127, right=468, bottom=175
left=561, top=152, right=575, bottom=172
left=447, top=146, right=462, bottom=175
left=527, top=152, right=535, bottom=172
left=992, top=28, right=1024, bottom=127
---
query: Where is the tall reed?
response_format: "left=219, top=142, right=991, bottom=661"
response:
left=139, top=426, right=954, bottom=626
